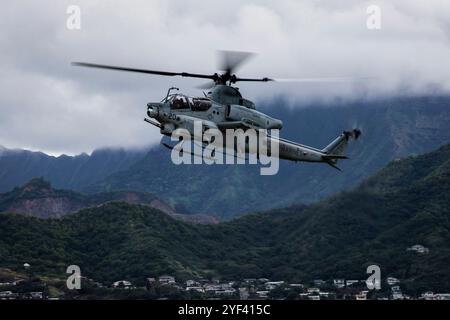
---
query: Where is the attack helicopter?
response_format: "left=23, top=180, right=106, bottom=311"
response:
left=72, top=51, right=361, bottom=170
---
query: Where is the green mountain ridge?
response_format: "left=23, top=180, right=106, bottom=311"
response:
left=0, top=141, right=449, bottom=293
left=0, top=177, right=218, bottom=224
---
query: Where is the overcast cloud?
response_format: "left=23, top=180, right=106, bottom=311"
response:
left=1, top=0, right=450, bottom=155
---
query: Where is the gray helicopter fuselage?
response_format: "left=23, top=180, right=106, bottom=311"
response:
left=145, top=85, right=360, bottom=169
left=147, top=85, right=283, bottom=136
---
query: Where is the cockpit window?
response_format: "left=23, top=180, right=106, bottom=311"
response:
left=169, top=95, right=189, bottom=110
left=191, top=98, right=211, bottom=111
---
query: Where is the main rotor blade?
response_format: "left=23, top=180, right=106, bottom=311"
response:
left=218, top=50, right=254, bottom=74
left=234, top=77, right=274, bottom=83
left=72, top=62, right=217, bottom=80
left=273, top=77, right=371, bottom=83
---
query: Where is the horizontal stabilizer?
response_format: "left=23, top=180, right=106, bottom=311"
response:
left=322, top=154, right=349, bottom=160
left=325, top=161, right=342, bottom=171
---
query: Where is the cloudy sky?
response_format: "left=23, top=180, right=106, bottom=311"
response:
left=1, top=0, right=450, bottom=155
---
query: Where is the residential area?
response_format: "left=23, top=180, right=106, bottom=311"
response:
left=2, top=271, right=450, bottom=300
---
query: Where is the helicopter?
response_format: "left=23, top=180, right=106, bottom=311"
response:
left=72, top=51, right=361, bottom=170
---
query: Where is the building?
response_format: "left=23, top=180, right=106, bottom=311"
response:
left=307, top=287, right=320, bottom=294
left=391, top=286, right=401, bottom=293
left=186, top=286, right=205, bottom=293
left=158, top=275, right=176, bottom=285
left=392, top=292, right=404, bottom=300
left=29, top=292, right=44, bottom=299
left=255, top=291, right=269, bottom=298
left=314, top=280, right=326, bottom=287
left=406, top=244, right=429, bottom=254
left=420, top=291, right=435, bottom=300
left=186, top=280, right=200, bottom=287
left=387, top=277, right=400, bottom=286
left=215, top=289, right=236, bottom=296
left=112, top=280, right=132, bottom=288
left=333, top=279, right=345, bottom=288
left=346, top=280, right=359, bottom=287
left=0, top=291, right=14, bottom=299
left=355, top=292, right=367, bottom=300
left=265, top=281, right=284, bottom=291
left=0, top=282, right=15, bottom=287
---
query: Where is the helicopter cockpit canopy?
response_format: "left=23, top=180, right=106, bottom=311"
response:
left=190, top=98, right=212, bottom=111
left=165, top=94, right=189, bottom=110
left=164, top=94, right=212, bottom=111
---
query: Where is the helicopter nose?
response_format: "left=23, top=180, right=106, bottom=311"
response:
left=147, top=103, right=159, bottom=118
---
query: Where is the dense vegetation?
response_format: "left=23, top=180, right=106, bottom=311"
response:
left=1, top=142, right=449, bottom=293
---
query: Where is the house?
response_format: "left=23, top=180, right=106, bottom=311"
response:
left=355, top=291, right=368, bottom=300
left=29, top=292, right=44, bottom=299
left=355, top=293, right=367, bottom=300
left=406, top=244, right=429, bottom=254
left=392, top=292, right=404, bottom=300
left=205, top=284, right=221, bottom=293
left=186, top=280, right=200, bottom=287
left=265, top=281, right=284, bottom=290
left=387, top=277, right=400, bottom=286
left=0, top=282, right=14, bottom=287
left=186, top=286, right=205, bottom=293
left=112, top=280, right=132, bottom=288
left=186, top=280, right=196, bottom=288
left=255, top=291, right=269, bottom=298
left=215, top=289, right=236, bottom=296
left=289, top=283, right=304, bottom=289
left=391, top=286, right=401, bottom=293
left=0, top=291, right=13, bottom=298
left=146, top=278, right=156, bottom=285
left=308, top=295, right=320, bottom=300
left=346, top=280, right=359, bottom=287
left=158, top=275, right=176, bottom=285
left=307, top=287, right=320, bottom=294
left=314, top=280, right=326, bottom=287
left=333, top=279, right=345, bottom=288
left=420, top=291, right=435, bottom=300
